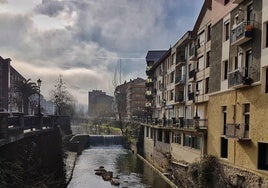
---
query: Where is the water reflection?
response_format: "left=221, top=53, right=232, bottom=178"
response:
left=68, top=146, right=171, bottom=188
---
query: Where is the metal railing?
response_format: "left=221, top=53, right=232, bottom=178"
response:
left=0, top=112, right=71, bottom=140
left=225, top=123, right=249, bottom=139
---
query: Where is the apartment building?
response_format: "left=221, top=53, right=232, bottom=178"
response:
left=142, top=1, right=213, bottom=168
left=126, top=79, right=146, bottom=120
left=88, top=90, right=113, bottom=118
left=115, top=77, right=145, bottom=121
left=142, top=0, right=268, bottom=184
left=207, top=0, right=268, bottom=178
left=0, top=56, right=25, bottom=111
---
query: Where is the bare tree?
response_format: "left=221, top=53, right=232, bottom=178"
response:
left=50, top=75, right=75, bottom=116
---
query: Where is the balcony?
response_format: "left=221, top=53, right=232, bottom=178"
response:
left=175, top=118, right=208, bottom=130
left=228, top=69, right=253, bottom=88
left=175, top=75, right=185, bottom=85
left=145, top=90, right=153, bottom=100
left=224, top=123, right=250, bottom=141
left=188, top=92, right=195, bottom=101
left=176, top=55, right=186, bottom=66
left=146, top=66, right=153, bottom=75
left=231, top=21, right=253, bottom=46
left=175, top=92, right=184, bottom=103
left=145, top=78, right=154, bottom=87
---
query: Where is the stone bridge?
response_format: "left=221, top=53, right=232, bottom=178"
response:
left=0, top=112, right=71, bottom=147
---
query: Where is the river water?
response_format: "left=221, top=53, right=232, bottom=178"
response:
left=68, top=146, right=171, bottom=188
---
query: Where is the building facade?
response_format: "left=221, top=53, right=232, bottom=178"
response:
left=88, top=90, right=113, bottom=118
left=0, top=56, right=25, bottom=111
left=142, top=0, right=268, bottom=184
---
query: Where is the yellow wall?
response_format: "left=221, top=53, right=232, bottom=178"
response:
left=207, top=85, right=268, bottom=176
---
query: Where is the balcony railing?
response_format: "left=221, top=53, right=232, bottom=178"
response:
left=228, top=68, right=253, bottom=88
left=175, top=92, right=184, bottom=103
left=145, top=78, right=154, bottom=87
left=146, top=66, right=153, bottom=75
left=145, top=90, right=153, bottom=100
left=175, top=75, right=186, bottom=84
left=224, top=123, right=250, bottom=140
left=176, top=55, right=186, bottom=65
left=231, top=21, right=253, bottom=46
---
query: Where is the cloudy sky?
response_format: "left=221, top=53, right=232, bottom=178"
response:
left=0, top=0, right=202, bottom=106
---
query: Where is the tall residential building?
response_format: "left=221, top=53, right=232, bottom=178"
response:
left=208, top=0, right=266, bottom=176
left=126, top=80, right=147, bottom=120
left=88, top=90, right=113, bottom=118
left=115, top=77, right=145, bottom=121
left=143, top=0, right=211, bottom=168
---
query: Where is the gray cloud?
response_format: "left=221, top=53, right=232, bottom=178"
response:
left=0, top=0, right=202, bottom=105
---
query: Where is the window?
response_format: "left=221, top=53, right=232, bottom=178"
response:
left=146, top=127, right=149, bottom=137
left=157, top=129, right=162, bottom=142
left=207, top=24, right=211, bottom=42
left=221, top=137, right=228, bottom=158
left=150, top=128, right=154, bottom=139
left=224, top=22, right=230, bottom=41
left=266, top=23, right=268, bottom=48
left=172, top=133, right=181, bottom=144
left=164, top=131, right=170, bottom=143
left=184, top=134, right=191, bottom=147
left=222, top=106, right=227, bottom=135
left=183, top=134, right=200, bottom=149
left=170, top=71, right=174, bottom=83
left=247, top=4, right=253, bottom=25
left=198, top=30, right=205, bottom=47
left=258, top=142, right=268, bottom=170
left=224, top=0, right=230, bottom=5
left=205, top=77, right=209, bottom=94
left=223, top=60, right=228, bottom=80
left=170, top=90, right=174, bottom=101
left=197, top=56, right=204, bottom=71
left=206, top=51, right=210, bottom=68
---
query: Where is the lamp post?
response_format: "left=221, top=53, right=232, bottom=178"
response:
left=37, top=79, right=42, bottom=116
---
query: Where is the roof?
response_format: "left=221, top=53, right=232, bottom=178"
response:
left=146, top=50, right=167, bottom=63
left=151, top=48, right=171, bottom=71
left=192, top=0, right=212, bottom=36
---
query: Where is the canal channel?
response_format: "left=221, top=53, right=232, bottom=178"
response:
left=68, top=146, right=172, bottom=188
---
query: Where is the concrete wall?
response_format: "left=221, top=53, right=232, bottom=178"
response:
left=207, top=85, right=268, bottom=177
left=210, top=20, right=223, bottom=93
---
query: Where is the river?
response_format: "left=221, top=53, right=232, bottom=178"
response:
left=68, top=146, right=171, bottom=188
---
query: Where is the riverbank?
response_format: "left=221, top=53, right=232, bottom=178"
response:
left=64, top=151, right=77, bottom=186
left=137, top=154, right=178, bottom=188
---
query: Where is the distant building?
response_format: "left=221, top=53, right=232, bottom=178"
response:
left=88, top=90, right=113, bottom=118
left=126, top=80, right=147, bottom=120
left=115, top=77, right=146, bottom=120
left=0, top=56, right=25, bottom=111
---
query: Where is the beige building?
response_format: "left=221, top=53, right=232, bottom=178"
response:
left=208, top=0, right=268, bottom=178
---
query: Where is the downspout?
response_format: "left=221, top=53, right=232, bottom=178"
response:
left=233, top=89, right=238, bottom=165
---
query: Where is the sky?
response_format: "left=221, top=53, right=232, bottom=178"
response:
left=0, top=0, right=203, bottom=106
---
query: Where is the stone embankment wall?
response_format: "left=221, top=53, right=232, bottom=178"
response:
left=0, top=127, right=66, bottom=187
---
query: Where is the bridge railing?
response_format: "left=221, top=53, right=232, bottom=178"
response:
left=0, top=112, right=71, bottom=140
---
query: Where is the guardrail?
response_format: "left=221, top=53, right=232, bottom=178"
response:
left=0, top=112, right=71, bottom=140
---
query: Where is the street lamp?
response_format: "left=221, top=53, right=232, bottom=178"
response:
left=37, top=78, right=42, bottom=116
